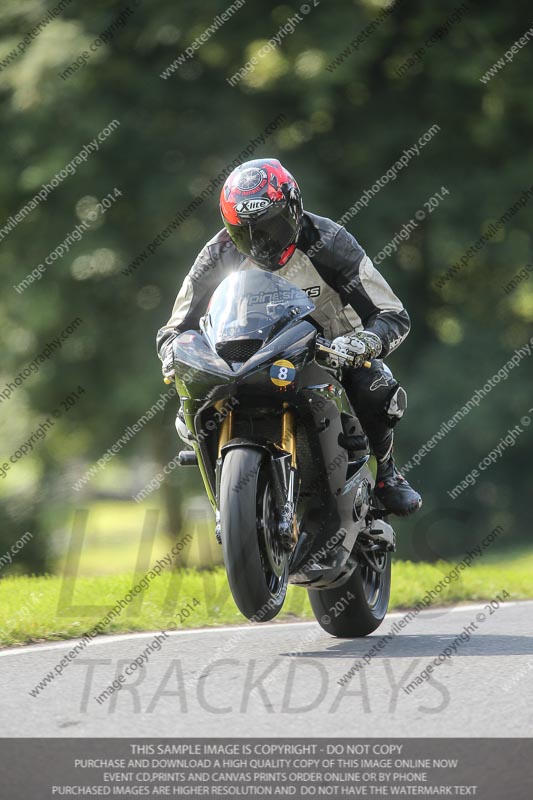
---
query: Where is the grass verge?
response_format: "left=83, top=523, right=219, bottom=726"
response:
left=1, top=550, right=532, bottom=648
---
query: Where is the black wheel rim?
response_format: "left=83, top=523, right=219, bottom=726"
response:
left=256, top=472, right=288, bottom=599
left=360, top=551, right=388, bottom=610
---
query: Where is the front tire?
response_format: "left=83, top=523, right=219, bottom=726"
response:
left=307, top=551, right=391, bottom=637
left=220, top=447, right=288, bottom=622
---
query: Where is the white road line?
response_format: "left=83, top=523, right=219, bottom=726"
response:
left=2, top=600, right=531, bottom=659
left=449, top=601, right=518, bottom=612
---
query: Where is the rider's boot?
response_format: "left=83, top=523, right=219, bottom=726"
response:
left=371, top=429, right=422, bottom=516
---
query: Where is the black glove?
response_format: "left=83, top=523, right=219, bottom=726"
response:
left=330, top=331, right=382, bottom=368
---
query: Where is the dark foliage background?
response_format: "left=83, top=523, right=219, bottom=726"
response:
left=1, top=0, right=531, bottom=572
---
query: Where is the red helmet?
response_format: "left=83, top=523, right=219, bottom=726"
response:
left=220, top=158, right=303, bottom=271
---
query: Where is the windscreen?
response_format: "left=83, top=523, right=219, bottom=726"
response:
left=201, top=269, right=315, bottom=351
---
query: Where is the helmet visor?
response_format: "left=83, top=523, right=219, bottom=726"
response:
left=224, top=206, right=298, bottom=269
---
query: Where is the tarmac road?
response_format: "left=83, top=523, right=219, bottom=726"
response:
left=1, top=600, right=532, bottom=736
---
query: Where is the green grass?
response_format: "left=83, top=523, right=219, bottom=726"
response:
left=50, top=500, right=222, bottom=576
left=1, top=548, right=532, bottom=647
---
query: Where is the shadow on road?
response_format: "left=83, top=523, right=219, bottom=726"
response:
left=279, top=634, right=533, bottom=660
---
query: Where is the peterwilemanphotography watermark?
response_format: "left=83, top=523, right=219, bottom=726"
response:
left=0, top=120, right=120, bottom=242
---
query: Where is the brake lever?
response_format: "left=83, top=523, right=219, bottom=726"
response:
left=315, top=338, right=350, bottom=369
left=315, top=337, right=371, bottom=369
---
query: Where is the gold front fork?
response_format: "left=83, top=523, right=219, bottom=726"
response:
left=281, top=403, right=299, bottom=544
left=281, top=403, right=297, bottom=468
left=216, top=401, right=234, bottom=457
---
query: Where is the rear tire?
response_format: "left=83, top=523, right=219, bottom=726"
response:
left=307, top=551, right=391, bottom=637
left=220, top=447, right=288, bottom=622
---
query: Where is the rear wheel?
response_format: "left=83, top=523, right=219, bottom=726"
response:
left=307, top=548, right=391, bottom=637
left=220, top=447, right=288, bottom=621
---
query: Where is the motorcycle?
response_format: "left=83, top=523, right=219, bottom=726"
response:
left=168, top=269, right=395, bottom=637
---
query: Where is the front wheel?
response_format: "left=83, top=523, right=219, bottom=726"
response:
left=307, top=550, right=391, bottom=637
left=220, top=447, right=288, bottom=622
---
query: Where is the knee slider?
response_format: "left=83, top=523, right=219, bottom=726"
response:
left=386, top=385, right=407, bottom=424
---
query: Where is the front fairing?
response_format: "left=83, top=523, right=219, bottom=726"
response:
left=172, top=319, right=318, bottom=402
left=200, top=269, right=316, bottom=357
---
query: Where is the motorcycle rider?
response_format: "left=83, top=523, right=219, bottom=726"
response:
left=157, top=158, right=421, bottom=516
